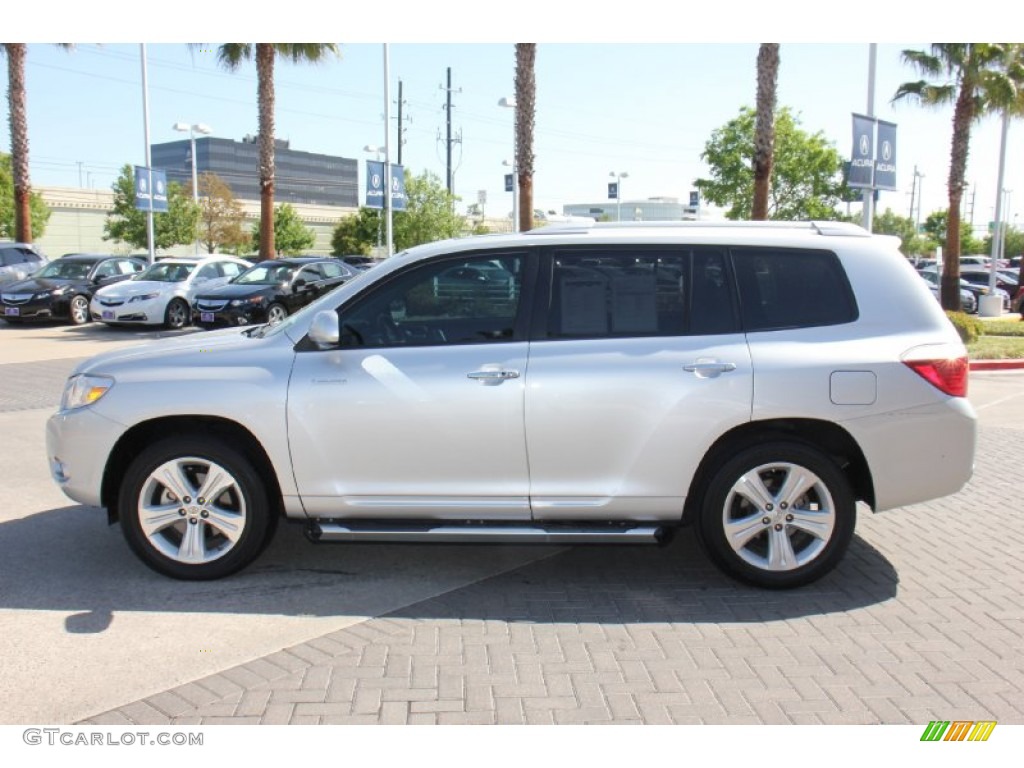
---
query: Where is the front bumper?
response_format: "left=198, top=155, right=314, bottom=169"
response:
left=2, top=296, right=69, bottom=321
left=193, top=303, right=269, bottom=328
left=46, top=405, right=128, bottom=509
left=91, top=296, right=165, bottom=325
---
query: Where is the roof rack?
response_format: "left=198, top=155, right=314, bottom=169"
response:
left=522, top=220, right=871, bottom=237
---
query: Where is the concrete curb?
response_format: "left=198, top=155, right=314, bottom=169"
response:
left=970, top=359, right=1024, bottom=371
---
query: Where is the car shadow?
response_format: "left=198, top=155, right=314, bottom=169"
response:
left=0, top=504, right=898, bottom=631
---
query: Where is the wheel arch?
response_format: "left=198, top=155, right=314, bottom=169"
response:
left=682, top=418, right=875, bottom=525
left=101, top=416, right=284, bottom=524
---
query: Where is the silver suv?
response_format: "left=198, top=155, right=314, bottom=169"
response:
left=46, top=222, right=977, bottom=588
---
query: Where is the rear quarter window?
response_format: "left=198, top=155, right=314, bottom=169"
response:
left=732, top=247, right=857, bottom=331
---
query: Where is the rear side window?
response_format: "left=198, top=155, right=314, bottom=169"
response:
left=732, top=248, right=857, bottom=331
left=546, top=247, right=739, bottom=339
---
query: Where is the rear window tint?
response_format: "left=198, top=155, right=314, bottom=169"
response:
left=732, top=248, right=857, bottom=331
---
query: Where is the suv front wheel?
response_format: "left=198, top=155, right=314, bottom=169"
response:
left=118, top=436, right=274, bottom=580
left=696, top=442, right=856, bottom=589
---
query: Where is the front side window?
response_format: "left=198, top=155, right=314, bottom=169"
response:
left=338, top=253, right=525, bottom=348
left=732, top=248, right=857, bottom=332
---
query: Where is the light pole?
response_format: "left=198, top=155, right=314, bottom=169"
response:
left=173, top=122, right=211, bottom=254
left=502, top=159, right=517, bottom=233
left=498, top=97, right=518, bottom=233
left=609, top=171, right=629, bottom=222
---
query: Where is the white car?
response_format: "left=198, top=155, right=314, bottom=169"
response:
left=91, top=256, right=250, bottom=329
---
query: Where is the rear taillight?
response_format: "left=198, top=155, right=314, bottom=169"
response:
left=903, top=357, right=969, bottom=397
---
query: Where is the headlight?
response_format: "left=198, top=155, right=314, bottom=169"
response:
left=129, top=292, right=160, bottom=303
left=60, top=374, right=114, bottom=411
left=231, top=296, right=264, bottom=307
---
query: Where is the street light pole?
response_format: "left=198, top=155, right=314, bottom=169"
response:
left=609, top=171, right=629, bottom=222
left=498, top=97, right=518, bottom=233
left=174, top=122, right=211, bottom=254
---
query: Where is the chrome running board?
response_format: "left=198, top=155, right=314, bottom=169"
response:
left=306, top=520, right=667, bottom=545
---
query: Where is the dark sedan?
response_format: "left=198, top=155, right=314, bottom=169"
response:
left=192, top=257, right=357, bottom=328
left=0, top=254, right=146, bottom=325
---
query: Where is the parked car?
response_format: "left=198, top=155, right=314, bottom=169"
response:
left=1, top=254, right=145, bottom=325
left=339, top=255, right=379, bottom=271
left=0, top=242, right=47, bottom=288
left=46, top=221, right=976, bottom=589
left=956, top=267, right=1018, bottom=311
left=433, top=260, right=518, bottom=301
left=918, top=274, right=977, bottom=314
left=192, top=257, right=357, bottom=329
left=91, top=255, right=249, bottom=329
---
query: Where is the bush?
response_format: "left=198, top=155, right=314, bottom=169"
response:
left=945, top=311, right=984, bottom=344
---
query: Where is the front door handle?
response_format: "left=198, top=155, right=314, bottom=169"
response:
left=684, top=360, right=737, bottom=378
left=467, top=369, right=520, bottom=382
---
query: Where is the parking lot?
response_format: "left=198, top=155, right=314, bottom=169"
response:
left=1, top=320, right=1022, bottom=725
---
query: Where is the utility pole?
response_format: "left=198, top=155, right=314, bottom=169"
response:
left=909, top=164, right=917, bottom=220
left=439, top=68, right=462, bottom=197
left=397, top=79, right=405, bottom=166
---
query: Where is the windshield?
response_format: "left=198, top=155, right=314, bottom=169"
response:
left=136, top=262, right=196, bottom=282
left=234, top=263, right=296, bottom=285
left=36, top=261, right=92, bottom=280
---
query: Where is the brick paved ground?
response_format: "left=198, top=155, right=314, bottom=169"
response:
left=83, top=425, right=1024, bottom=726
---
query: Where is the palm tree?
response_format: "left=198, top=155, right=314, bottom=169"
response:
left=752, top=44, right=780, bottom=221
left=3, top=43, right=73, bottom=243
left=514, top=44, right=536, bottom=233
left=215, top=43, right=339, bottom=258
left=894, top=44, right=1022, bottom=311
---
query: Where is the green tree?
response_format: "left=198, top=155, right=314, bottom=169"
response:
left=393, top=170, right=465, bottom=250
left=103, top=164, right=199, bottom=250
left=251, top=203, right=315, bottom=255
left=197, top=172, right=249, bottom=253
left=695, top=106, right=846, bottom=220
left=752, top=43, right=780, bottom=220
left=331, top=209, right=379, bottom=256
left=982, top=225, right=1024, bottom=260
left=894, top=43, right=1024, bottom=310
left=3, top=44, right=72, bottom=243
left=514, top=43, right=536, bottom=233
left=872, top=208, right=934, bottom=256
left=0, top=152, right=50, bottom=239
left=922, top=209, right=983, bottom=255
left=213, top=43, right=340, bottom=259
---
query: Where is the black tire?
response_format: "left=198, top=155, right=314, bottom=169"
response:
left=118, top=435, right=275, bottom=580
left=68, top=295, right=90, bottom=325
left=695, top=441, right=856, bottom=589
left=266, top=302, right=288, bottom=325
left=164, top=298, right=190, bottom=330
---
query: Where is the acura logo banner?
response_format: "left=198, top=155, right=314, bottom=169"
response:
left=874, top=120, right=898, bottom=190
left=848, top=114, right=897, bottom=191
left=848, top=113, right=875, bottom=188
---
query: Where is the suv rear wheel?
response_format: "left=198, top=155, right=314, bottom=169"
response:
left=118, top=436, right=274, bottom=580
left=696, top=442, right=855, bottom=589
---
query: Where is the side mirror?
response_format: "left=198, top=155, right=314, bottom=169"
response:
left=293, top=278, right=307, bottom=290
left=308, top=310, right=339, bottom=349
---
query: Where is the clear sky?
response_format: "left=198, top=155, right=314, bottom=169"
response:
left=4, top=2, right=1021, bottom=238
